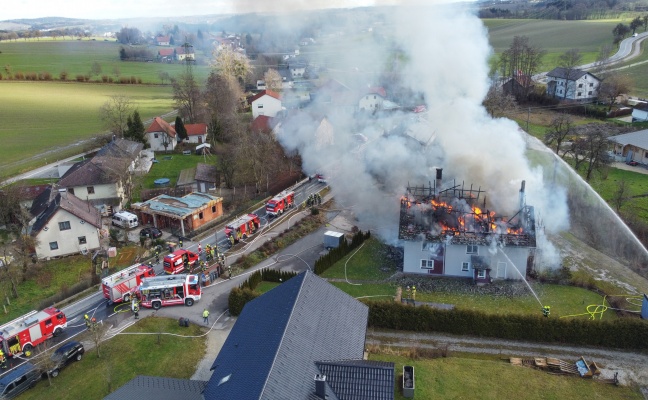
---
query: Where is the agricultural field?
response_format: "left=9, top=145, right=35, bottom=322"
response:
left=0, top=81, right=174, bottom=178
left=0, top=39, right=211, bottom=83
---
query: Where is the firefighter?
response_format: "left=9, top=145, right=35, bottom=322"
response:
left=411, top=285, right=416, bottom=301
left=0, top=349, right=7, bottom=369
left=211, top=247, right=217, bottom=261
left=227, top=265, right=232, bottom=279
left=179, top=237, right=184, bottom=248
left=198, top=242, right=202, bottom=255
left=542, top=305, right=551, bottom=317
left=405, top=286, right=411, bottom=300
left=132, top=299, right=139, bottom=319
left=229, top=234, right=235, bottom=247
left=84, top=314, right=91, bottom=328
left=316, top=193, right=322, bottom=205
left=202, top=308, right=210, bottom=324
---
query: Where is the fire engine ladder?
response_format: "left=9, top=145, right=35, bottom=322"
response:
left=140, top=275, right=188, bottom=291
left=103, top=263, right=143, bottom=285
left=0, top=310, right=38, bottom=333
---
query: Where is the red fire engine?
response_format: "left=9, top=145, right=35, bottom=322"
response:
left=266, top=190, right=295, bottom=217
left=163, top=249, right=199, bottom=275
left=0, top=307, right=67, bottom=357
left=225, top=214, right=260, bottom=244
left=102, top=263, right=156, bottom=304
left=136, top=274, right=201, bottom=309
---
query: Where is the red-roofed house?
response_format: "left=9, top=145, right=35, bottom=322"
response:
left=251, top=116, right=274, bottom=134
left=156, top=35, right=171, bottom=46
left=146, top=117, right=178, bottom=152
left=359, top=87, right=387, bottom=111
left=158, top=48, right=175, bottom=62
left=175, top=45, right=195, bottom=62
left=249, top=90, right=282, bottom=119
left=185, top=123, right=208, bottom=144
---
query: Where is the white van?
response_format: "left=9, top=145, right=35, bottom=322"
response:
left=111, top=211, right=139, bottom=229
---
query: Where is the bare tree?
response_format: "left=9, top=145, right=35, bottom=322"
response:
left=34, top=343, right=59, bottom=386
left=569, top=125, right=611, bottom=182
left=558, top=48, right=583, bottom=100
left=200, top=72, right=244, bottom=145
left=482, top=83, right=517, bottom=118
left=544, top=114, right=574, bottom=157
left=90, top=61, right=102, bottom=78
left=612, top=179, right=631, bottom=212
left=211, top=46, right=251, bottom=86
left=498, top=36, right=545, bottom=99
left=88, top=318, right=110, bottom=358
left=592, top=43, right=615, bottom=74
left=172, top=71, right=200, bottom=123
left=263, top=68, right=283, bottom=92
left=158, top=70, right=171, bottom=84
left=100, top=95, right=134, bottom=137
left=598, top=73, right=633, bottom=111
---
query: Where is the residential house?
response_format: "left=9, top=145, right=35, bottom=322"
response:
left=359, top=87, right=387, bottom=111
left=156, top=35, right=170, bottom=46
left=29, top=187, right=102, bottom=260
left=194, top=163, right=219, bottom=193
left=184, top=123, right=208, bottom=144
left=250, top=115, right=276, bottom=134
left=609, top=129, right=648, bottom=164
left=278, top=67, right=294, bottom=89
left=502, top=75, right=534, bottom=98
left=632, top=103, right=648, bottom=122
left=132, top=192, right=223, bottom=237
left=157, top=48, right=175, bottom=62
left=175, top=45, right=195, bottom=62
left=58, top=139, right=143, bottom=212
left=288, top=59, right=308, bottom=78
left=399, top=171, right=536, bottom=283
left=546, top=67, right=601, bottom=101
left=105, top=271, right=394, bottom=399
left=14, top=184, right=50, bottom=210
left=249, top=90, right=282, bottom=119
left=146, top=117, right=178, bottom=152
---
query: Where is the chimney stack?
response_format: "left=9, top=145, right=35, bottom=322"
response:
left=315, top=374, right=327, bottom=399
left=435, top=168, right=443, bottom=196
left=519, top=180, right=526, bottom=210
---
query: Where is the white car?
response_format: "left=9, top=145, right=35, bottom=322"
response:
left=633, top=33, right=638, bottom=37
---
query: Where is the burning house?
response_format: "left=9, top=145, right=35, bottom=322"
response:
left=399, top=169, right=536, bottom=284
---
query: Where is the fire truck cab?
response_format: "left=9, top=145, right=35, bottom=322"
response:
left=224, top=214, right=261, bottom=243
left=137, top=274, right=201, bottom=309
left=163, top=249, right=199, bottom=275
left=101, top=263, right=156, bottom=304
left=0, top=307, right=67, bottom=358
left=266, top=191, right=295, bottom=217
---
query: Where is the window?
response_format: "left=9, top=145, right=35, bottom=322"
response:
left=212, top=205, right=216, bottom=213
left=578, top=83, right=583, bottom=88
left=589, top=83, right=593, bottom=87
left=577, top=92, right=581, bottom=97
left=588, top=91, right=592, bottom=95
left=199, top=212, right=204, bottom=220
left=45, top=319, right=52, bottom=327
left=78, top=236, right=87, bottom=245
left=420, top=259, right=434, bottom=270
left=154, top=133, right=159, bottom=138
left=462, top=262, right=469, bottom=272
left=466, top=245, right=477, bottom=254
left=50, top=242, right=59, bottom=250
left=258, top=104, right=264, bottom=109
left=645, top=152, right=648, bottom=158
left=87, top=186, right=95, bottom=194
left=59, top=221, right=71, bottom=231
left=68, top=188, right=74, bottom=195
left=477, top=269, right=486, bottom=279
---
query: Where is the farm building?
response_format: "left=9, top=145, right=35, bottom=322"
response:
left=399, top=169, right=536, bottom=284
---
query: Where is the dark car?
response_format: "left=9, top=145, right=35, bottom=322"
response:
left=0, top=362, right=40, bottom=399
left=47, top=341, right=84, bottom=378
left=626, top=160, right=639, bottom=166
left=140, top=227, right=163, bottom=239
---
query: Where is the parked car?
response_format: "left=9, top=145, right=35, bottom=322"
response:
left=626, top=160, right=639, bottom=166
left=0, top=362, right=40, bottom=399
left=140, top=227, right=163, bottom=239
left=316, top=174, right=327, bottom=183
left=47, top=341, right=84, bottom=378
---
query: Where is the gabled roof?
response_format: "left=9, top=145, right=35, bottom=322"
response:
left=103, top=376, right=207, bottom=400
left=249, top=89, right=282, bottom=103
left=96, top=138, right=143, bottom=160
left=609, top=129, right=648, bottom=149
left=175, top=46, right=194, bottom=55
left=546, top=67, right=600, bottom=82
left=315, top=360, right=395, bottom=400
left=156, top=35, right=170, bottom=43
left=146, top=117, right=177, bottom=138
left=195, top=163, right=218, bottom=183
left=185, top=123, right=207, bottom=136
left=365, top=87, right=387, bottom=98
left=16, top=184, right=50, bottom=202
left=251, top=115, right=275, bottom=133
left=30, top=190, right=102, bottom=235
left=158, top=48, right=174, bottom=57
left=204, top=271, right=369, bottom=400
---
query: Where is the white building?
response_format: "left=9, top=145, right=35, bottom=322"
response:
left=146, top=117, right=178, bottom=152
left=632, top=103, right=648, bottom=122
left=249, top=90, right=283, bottom=119
left=29, top=188, right=102, bottom=259
left=184, top=123, right=208, bottom=144
left=546, top=67, right=601, bottom=101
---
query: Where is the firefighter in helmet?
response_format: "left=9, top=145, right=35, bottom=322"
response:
left=0, top=349, right=7, bottom=369
left=411, top=285, right=417, bottom=301
left=84, top=314, right=91, bottom=328
left=542, top=305, right=551, bottom=317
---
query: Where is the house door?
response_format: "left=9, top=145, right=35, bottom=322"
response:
left=626, top=150, right=633, bottom=163
left=497, top=262, right=506, bottom=279
left=198, top=136, right=202, bottom=144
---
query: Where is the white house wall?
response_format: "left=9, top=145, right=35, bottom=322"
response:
left=252, top=96, right=282, bottom=119
left=403, top=240, right=529, bottom=280
left=34, top=209, right=100, bottom=259
left=359, top=94, right=383, bottom=111
left=548, top=74, right=599, bottom=101
left=147, top=132, right=177, bottom=152
left=186, top=134, right=206, bottom=144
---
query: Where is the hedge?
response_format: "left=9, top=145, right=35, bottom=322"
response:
left=314, top=230, right=371, bottom=275
left=366, top=301, right=648, bottom=350
left=228, top=268, right=298, bottom=315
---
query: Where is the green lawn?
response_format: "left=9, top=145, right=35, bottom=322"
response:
left=0, top=81, right=174, bottom=178
left=320, top=238, right=400, bottom=281
left=141, top=152, right=218, bottom=190
left=370, top=353, right=642, bottom=399
left=19, top=317, right=206, bottom=400
left=0, top=40, right=211, bottom=84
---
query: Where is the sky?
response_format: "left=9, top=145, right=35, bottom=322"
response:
left=4, top=0, right=425, bottom=21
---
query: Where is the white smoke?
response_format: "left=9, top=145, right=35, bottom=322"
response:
left=273, top=3, right=570, bottom=258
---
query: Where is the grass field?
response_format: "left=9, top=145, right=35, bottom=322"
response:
left=0, top=81, right=174, bottom=178
left=369, top=353, right=642, bottom=399
left=19, top=317, right=206, bottom=400
left=141, top=152, right=218, bottom=190
left=319, top=238, right=400, bottom=281
left=0, top=40, right=211, bottom=84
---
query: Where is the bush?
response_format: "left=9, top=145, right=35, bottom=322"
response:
left=228, top=287, right=259, bottom=316
left=119, top=76, right=130, bottom=84
left=25, top=72, right=37, bottom=80
left=14, top=71, right=24, bottom=80
left=314, top=230, right=371, bottom=275
left=101, top=75, right=109, bottom=83
left=75, top=74, right=85, bottom=82
left=40, top=71, right=52, bottom=80
left=59, top=71, right=68, bottom=80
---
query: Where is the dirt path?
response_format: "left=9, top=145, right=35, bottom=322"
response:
left=366, top=329, right=648, bottom=388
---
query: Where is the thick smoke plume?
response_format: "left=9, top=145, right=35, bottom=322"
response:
left=273, top=2, right=570, bottom=267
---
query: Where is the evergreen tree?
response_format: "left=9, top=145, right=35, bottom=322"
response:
left=125, top=110, right=148, bottom=145
left=175, top=116, right=188, bottom=141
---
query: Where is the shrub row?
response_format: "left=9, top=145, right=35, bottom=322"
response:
left=313, top=230, right=371, bottom=275
left=1, top=72, right=142, bottom=84
left=366, top=301, right=648, bottom=350
left=239, top=268, right=298, bottom=291
left=228, top=287, right=260, bottom=316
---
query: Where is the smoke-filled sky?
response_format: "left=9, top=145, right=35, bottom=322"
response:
left=273, top=2, right=570, bottom=258
left=3, top=0, right=464, bottom=21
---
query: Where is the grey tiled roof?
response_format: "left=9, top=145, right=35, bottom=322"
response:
left=204, top=271, right=369, bottom=400
left=195, top=163, right=219, bottom=183
left=546, top=67, right=600, bottom=82
left=609, top=129, right=648, bottom=149
left=30, top=190, right=101, bottom=235
left=103, top=376, right=207, bottom=400
left=316, top=360, right=395, bottom=400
